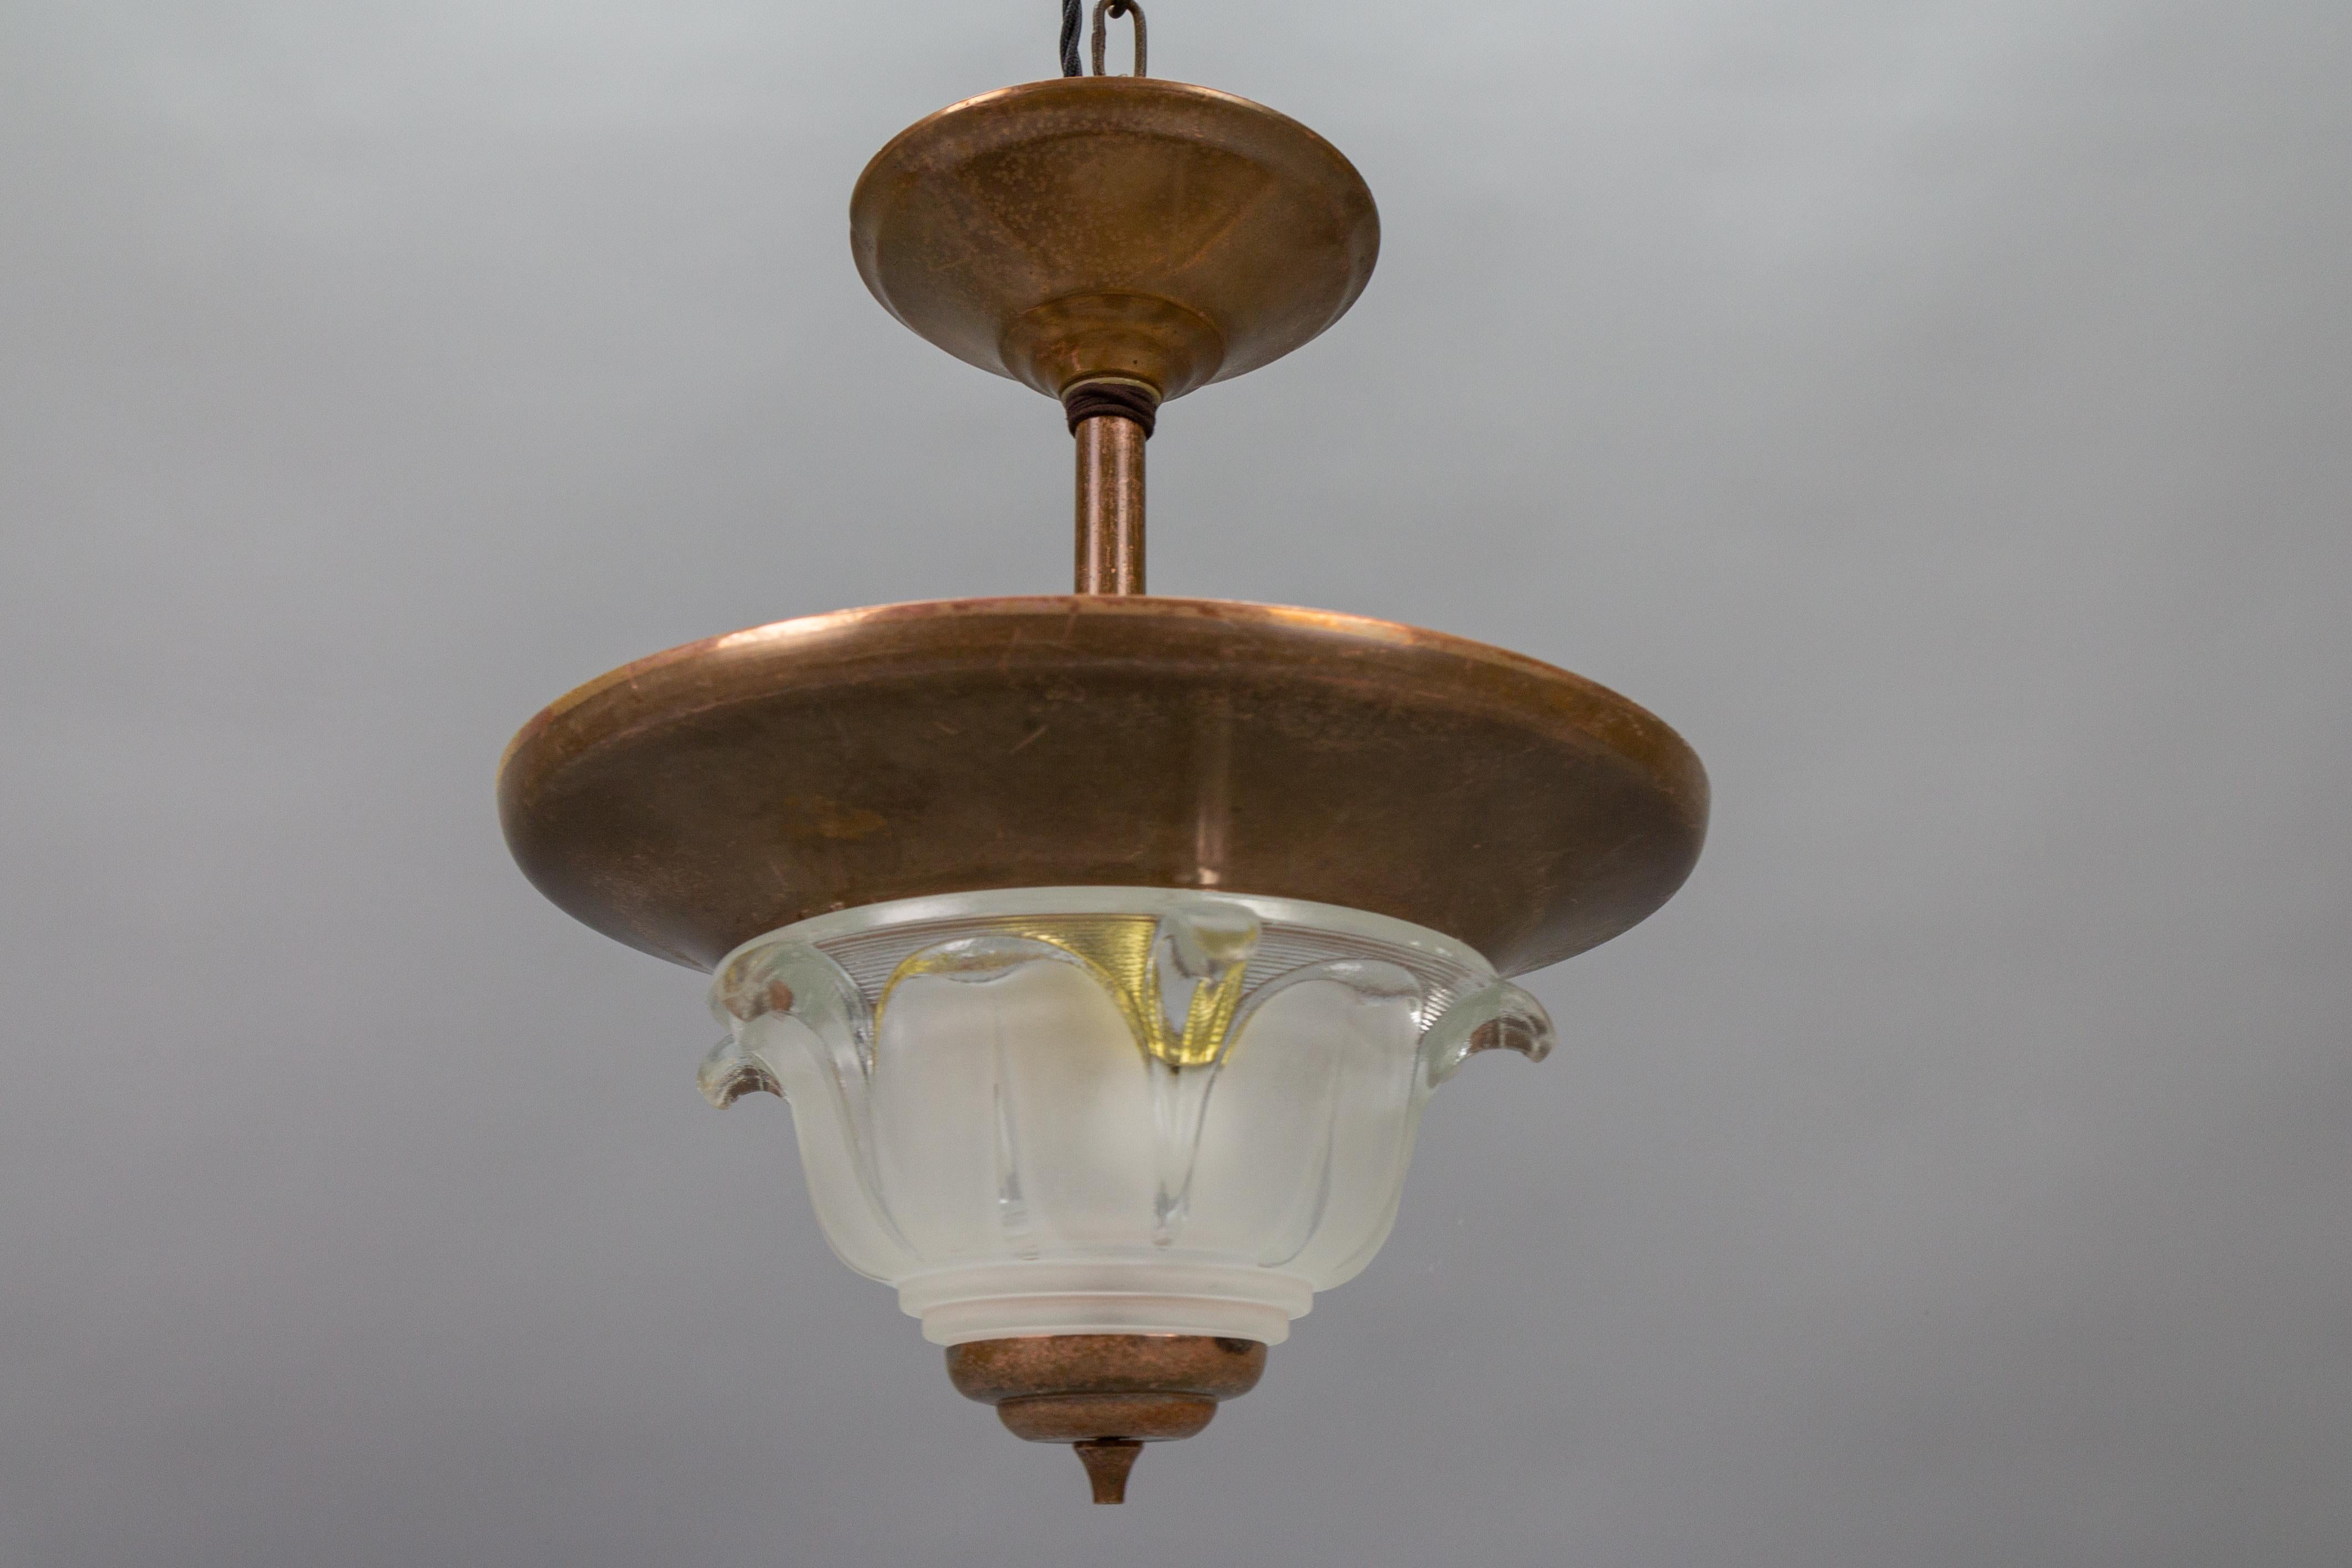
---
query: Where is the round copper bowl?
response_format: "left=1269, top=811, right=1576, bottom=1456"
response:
left=850, top=77, right=1379, bottom=400
left=497, top=596, right=1707, bottom=976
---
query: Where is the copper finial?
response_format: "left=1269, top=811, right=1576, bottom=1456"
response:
left=1074, top=1438, right=1145, bottom=1504
left=945, top=1334, right=1271, bottom=1503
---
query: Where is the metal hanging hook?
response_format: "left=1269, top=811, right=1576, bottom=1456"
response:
left=1090, top=0, right=1147, bottom=77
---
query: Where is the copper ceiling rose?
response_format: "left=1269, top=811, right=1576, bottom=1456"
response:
left=500, top=39, right=1706, bottom=1504
left=850, top=76, right=1380, bottom=401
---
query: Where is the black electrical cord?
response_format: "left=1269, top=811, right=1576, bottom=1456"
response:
left=1061, top=0, right=1083, bottom=75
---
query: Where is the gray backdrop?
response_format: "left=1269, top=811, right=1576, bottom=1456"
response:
left=4, top=3, right=2346, bottom=1564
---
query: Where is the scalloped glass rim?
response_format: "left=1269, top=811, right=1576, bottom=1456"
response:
left=714, top=885, right=1498, bottom=981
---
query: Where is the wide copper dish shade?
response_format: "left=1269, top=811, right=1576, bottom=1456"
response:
left=498, top=597, right=1706, bottom=977
left=851, top=78, right=1378, bottom=400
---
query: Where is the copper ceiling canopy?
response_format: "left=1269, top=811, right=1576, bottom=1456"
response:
left=850, top=76, right=1379, bottom=399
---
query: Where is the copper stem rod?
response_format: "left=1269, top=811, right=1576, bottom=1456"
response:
left=1074, top=415, right=1146, bottom=594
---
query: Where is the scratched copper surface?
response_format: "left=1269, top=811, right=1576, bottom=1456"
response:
left=497, top=596, right=1708, bottom=975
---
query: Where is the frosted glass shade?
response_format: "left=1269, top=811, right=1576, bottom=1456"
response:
left=701, top=888, right=1553, bottom=1345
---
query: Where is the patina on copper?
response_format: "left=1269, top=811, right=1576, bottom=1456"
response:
left=947, top=1334, right=1268, bottom=1503
left=497, top=596, right=1708, bottom=977
left=850, top=77, right=1378, bottom=401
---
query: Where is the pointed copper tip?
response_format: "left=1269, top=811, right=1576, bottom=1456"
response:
left=1074, top=1438, right=1144, bottom=1504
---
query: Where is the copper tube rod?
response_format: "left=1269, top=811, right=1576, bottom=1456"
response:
left=1074, top=415, right=1146, bottom=594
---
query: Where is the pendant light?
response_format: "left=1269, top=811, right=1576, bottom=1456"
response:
left=498, top=3, right=1707, bottom=1504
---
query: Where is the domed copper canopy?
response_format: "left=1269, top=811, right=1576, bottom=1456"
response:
left=497, top=596, right=1707, bottom=978
left=850, top=77, right=1379, bottom=400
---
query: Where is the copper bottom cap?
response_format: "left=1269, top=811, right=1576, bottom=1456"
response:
left=948, top=1333, right=1269, bottom=1503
